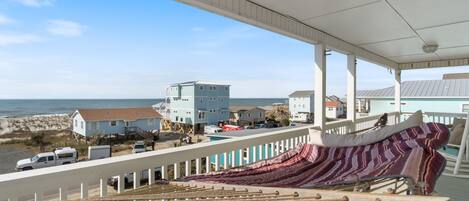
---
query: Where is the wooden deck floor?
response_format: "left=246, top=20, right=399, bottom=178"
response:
left=435, top=175, right=469, bottom=201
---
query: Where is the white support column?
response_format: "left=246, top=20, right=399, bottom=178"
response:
left=80, top=182, right=88, bottom=199
left=133, top=170, right=141, bottom=189
left=99, top=178, right=107, bottom=198
left=59, top=187, right=67, bottom=201
left=174, top=162, right=180, bottom=179
left=196, top=158, right=202, bottom=174
left=347, top=54, right=357, bottom=132
left=185, top=160, right=191, bottom=176
left=314, top=43, right=326, bottom=133
left=148, top=168, right=155, bottom=185
left=395, top=69, right=401, bottom=114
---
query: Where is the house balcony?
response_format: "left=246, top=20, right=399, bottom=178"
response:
left=0, top=111, right=461, bottom=201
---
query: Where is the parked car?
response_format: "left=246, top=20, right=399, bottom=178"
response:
left=204, top=125, right=223, bottom=134
left=88, top=145, right=111, bottom=160
left=255, top=124, right=266, bottom=129
left=222, top=125, right=243, bottom=132
left=132, top=141, right=146, bottom=154
left=16, top=147, right=77, bottom=171
left=108, top=168, right=162, bottom=190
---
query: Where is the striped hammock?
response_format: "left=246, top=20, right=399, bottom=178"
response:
left=184, top=123, right=449, bottom=195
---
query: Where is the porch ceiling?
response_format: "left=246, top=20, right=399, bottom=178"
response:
left=178, top=0, right=469, bottom=70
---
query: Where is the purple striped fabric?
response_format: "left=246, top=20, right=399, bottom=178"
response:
left=184, top=123, right=449, bottom=195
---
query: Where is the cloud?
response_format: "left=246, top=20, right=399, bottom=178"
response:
left=12, top=0, right=54, bottom=7
left=47, top=19, right=86, bottom=37
left=0, top=33, right=41, bottom=46
left=0, top=15, right=14, bottom=25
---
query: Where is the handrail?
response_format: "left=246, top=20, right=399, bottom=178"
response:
left=0, top=125, right=313, bottom=200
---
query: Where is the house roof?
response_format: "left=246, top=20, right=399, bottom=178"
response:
left=170, top=80, right=229, bottom=87
left=326, top=101, right=339, bottom=107
left=443, top=73, right=469, bottom=80
left=76, top=107, right=162, bottom=121
left=357, top=79, right=469, bottom=98
left=289, top=90, right=314, bottom=97
left=229, top=105, right=265, bottom=112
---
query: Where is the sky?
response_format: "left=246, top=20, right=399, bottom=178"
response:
left=1, top=0, right=469, bottom=99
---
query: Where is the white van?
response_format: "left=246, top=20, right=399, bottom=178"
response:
left=16, top=147, right=77, bottom=171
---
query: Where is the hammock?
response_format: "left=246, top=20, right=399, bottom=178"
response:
left=183, top=123, right=449, bottom=195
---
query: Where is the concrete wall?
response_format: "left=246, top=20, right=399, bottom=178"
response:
left=369, top=98, right=469, bottom=115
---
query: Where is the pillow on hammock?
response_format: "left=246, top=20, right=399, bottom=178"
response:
left=309, top=110, right=423, bottom=147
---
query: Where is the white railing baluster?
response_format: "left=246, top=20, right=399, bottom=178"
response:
left=174, top=163, right=180, bottom=179
left=195, top=158, right=201, bottom=174
left=148, top=168, right=155, bottom=185
left=185, top=160, right=191, bottom=176
left=117, top=174, right=125, bottom=194
left=259, top=145, right=264, bottom=160
left=59, top=187, right=68, bottom=201
left=277, top=141, right=281, bottom=154
left=246, top=147, right=251, bottom=164
left=231, top=150, right=236, bottom=168
left=161, top=165, right=167, bottom=180
left=80, top=182, right=88, bottom=199
left=99, top=178, right=107, bottom=198
left=214, top=154, right=220, bottom=171
left=34, top=192, right=43, bottom=201
left=238, top=149, right=244, bottom=166
left=133, top=170, right=141, bottom=189
left=205, top=156, right=211, bottom=173
left=223, top=152, right=228, bottom=169
left=264, top=144, right=269, bottom=159
left=252, top=146, right=257, bottom=162
left=270, top=142, right=275, bottom=157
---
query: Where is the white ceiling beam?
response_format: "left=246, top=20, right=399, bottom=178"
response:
left=399, top=58, right=469, bottom=70
left=177, top=0, right=398, bottom=69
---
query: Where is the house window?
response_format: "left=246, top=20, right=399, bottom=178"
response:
left=200, top=86, right=203, bottom=90
left=81, top=121, right=84, bottom=129
left=463, top=104, right=469, bottom=113
left=74, top=120, right=77, bottom=127
left=176, top=116, right=179, bottom=121
left=225, top=87, right=228, bottom=90
left=125, top=121, right=130, bottom=127
left=328, top=107, right=333, bottom=111
left=110, top=121, right=117, bottom=127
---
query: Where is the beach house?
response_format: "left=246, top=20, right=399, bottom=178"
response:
left=71, top=108, right=162, bottom=137
left=229, top=105, right=266, bottom=126
left=167, top=81, right=230, bottom=132
left=288, top=90, right=314, bottom=122
left=325, top=99, right=345, bottom=119
left=357, top=79, right=469, bottom=115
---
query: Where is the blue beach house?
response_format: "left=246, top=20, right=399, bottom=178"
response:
left=357, top=79, right=469, bottom=115
left=71, top=107, right=162, bottom=137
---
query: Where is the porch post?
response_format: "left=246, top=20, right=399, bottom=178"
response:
left=394, top=69, right=401, bottom=113
left=347, top=54, right=356, bottom=132
left=314, top=43, right=326, bottom=133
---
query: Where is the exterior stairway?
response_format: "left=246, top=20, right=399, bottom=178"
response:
left=124, top=126, right=155, bottom=140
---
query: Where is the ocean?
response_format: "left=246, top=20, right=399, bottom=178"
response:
left=0, top=99, right=288, bottom=117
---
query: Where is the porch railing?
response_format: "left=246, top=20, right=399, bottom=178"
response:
left=0, top=112, right=423, bottom=201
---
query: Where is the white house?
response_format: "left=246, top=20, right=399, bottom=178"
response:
left=326, top=100, right=345, bottom=119
left=288, top=90, right=314, bottom=122
left=72, top=107, right=162, bottom=137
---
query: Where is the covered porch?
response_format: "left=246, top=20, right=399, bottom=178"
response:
left=1, top=0, right=469, bottom=201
